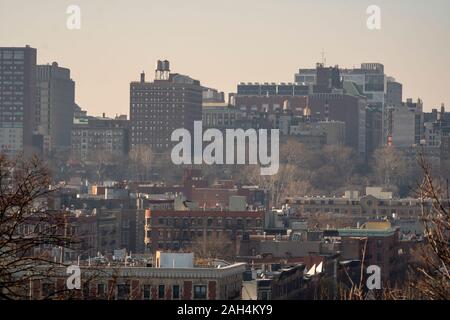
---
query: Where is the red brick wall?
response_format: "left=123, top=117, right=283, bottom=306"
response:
left=165, top=286, right=172, bottom=300
left=151, top=286, right=157, bottom=300
left=33, top=280, right=41, bottom=299
left=208, top=281, right=217, bottom=300
left=183, top=281, right=192, bottom=300
left=131, top=280, right=140, bottom=300
left=56, top=279, right=65, bottom=298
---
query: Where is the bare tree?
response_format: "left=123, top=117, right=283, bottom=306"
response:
left=414, top=154, right=450, bottom=299
left=128, top=145, right=154, bottom=181
left=87, top=151, right=117, bottom=183
left=0, top=155, right=75, bottom=299
left=189, top=232, right=235, bottom=263
left=242, top=164, right=299, bottom=207
left=371, top=146, right=408, bottom=190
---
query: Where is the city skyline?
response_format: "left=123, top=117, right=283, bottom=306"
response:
left=1, top=0, right=450, bottom=116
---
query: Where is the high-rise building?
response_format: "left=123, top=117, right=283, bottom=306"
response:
left=0, top=46, right=37, bottom=156
left=386, top=78, right=403, bottom=108
left=130, top=60, right=202, bottom=151
left=36, top=62, right=75, bottom=154
left=235, top=79, right=367, bottom=158
left=295, top=63, right=402, bottom=146
left=423, top=104, right=450, bottom=160
left=365, top=106, right=383, bottom=156
left=386, top=98, right=423, bottom=148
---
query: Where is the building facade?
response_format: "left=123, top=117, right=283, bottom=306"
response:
left=71, top=115, right=130, bottom=162
left=27, top=261, right=246, bottom=300
left=202, top=102, right=245, bottom=129
left=287, top=187, right=427, bottom=219
left=295, top=63, right=402, bottom=147
left=130, top=61, right=202, bottom=151
left=36, top=62, right=75, bottom=154
left=333, top=221, right=405, bottom=282
left=0, top=46, right=37, bottom=156
left=386, top=98, right=423, bottom=148
left=144, top=209, right=264, bottom=252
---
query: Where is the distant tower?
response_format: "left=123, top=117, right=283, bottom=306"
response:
left=155, top=60, right=170, bottom=80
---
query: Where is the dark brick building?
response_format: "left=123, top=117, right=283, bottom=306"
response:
left=129, top=61, right=202, bottom=151
left=144, top=209, right=264, bottom=252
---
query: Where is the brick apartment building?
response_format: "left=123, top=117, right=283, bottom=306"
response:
left=68, top=208, right=145, bottom=258
left=242, top=264, right=307, bottom=300
left=71, top=115, right=130, bottom=162
left=129, top=60, right=202, bottom=151
left=144, top=209, right=264, bottom=252
left=26, top=258, right=246, bottom=300
left=330, top=221, right=406, bottom=283
left=287, top=187, right=428, bottom=219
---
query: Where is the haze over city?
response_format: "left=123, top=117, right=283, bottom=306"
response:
left=1, top=0, right=450, bottom=116
left=1, top=0, right=450, bottom=307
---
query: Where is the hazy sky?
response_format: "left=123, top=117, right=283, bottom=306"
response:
left=1, top=0, right=450, bottom=116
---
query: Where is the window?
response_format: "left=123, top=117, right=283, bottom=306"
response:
left=172, top=285, right=180, bottom=299
left=194, top=285, right=207, bottom=299
left=97, top=283, right=105, bottom=296
left=158, top=285, right=165, bottom=299
left=42, top=283, right=54, bottom=298
left=83, top=283, right=90, bottom=299
left=117, top=284, right=130, bottom=300
left=143, top=285, right=151, bottom=300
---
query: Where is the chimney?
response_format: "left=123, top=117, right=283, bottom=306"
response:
left=140, top=71, right=145, bottom=83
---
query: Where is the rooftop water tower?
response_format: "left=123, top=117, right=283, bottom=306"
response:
left=155, top=59, right=170, bottom=80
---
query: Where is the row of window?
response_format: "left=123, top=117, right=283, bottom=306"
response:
left=0, top=51, right=25, bottom=59
left=42, top=282, right=206, bottom=300
left=72, top=131, right=124, bottom=136
left=154, top=217, right=261, bottom=227
left=156, top=229, right=248, bottom=240
left=303, top=207, right=420, bottom=215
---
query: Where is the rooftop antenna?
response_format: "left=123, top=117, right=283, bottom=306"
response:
left=321, top=49, right=326, bottom=67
